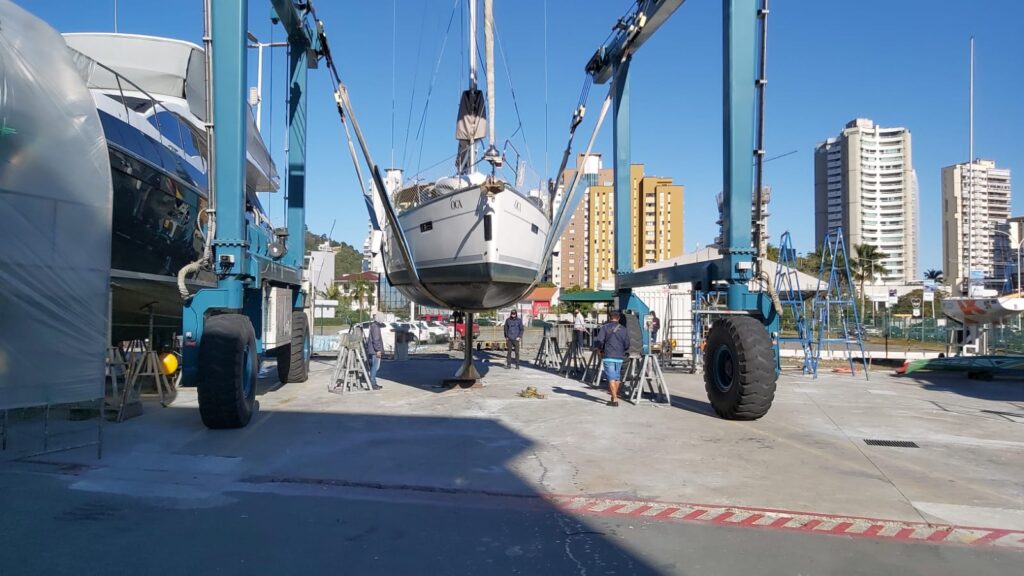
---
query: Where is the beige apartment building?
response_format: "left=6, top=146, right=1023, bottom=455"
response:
left=814, top=118, right=918, bottom=284
left=556, top=154, right=684, bottom=290
left=942, top=159, right=1013, bottom=289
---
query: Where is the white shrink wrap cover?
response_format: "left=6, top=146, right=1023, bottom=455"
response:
left=0, top=0, right=112, bottom=409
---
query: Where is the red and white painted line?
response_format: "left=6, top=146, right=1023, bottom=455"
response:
left=548, top=495, right=1024, bottom=550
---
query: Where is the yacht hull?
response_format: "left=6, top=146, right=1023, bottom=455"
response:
left=385, top=185, right=549, bottom=311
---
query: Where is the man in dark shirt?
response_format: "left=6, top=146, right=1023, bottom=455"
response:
left=503, top=309, right=524, bottom=369
left=365, top=313, right=385, bottom=390
left=593, top=310, right=630, bottom=407
left=649, top=311, right=660, bottom=346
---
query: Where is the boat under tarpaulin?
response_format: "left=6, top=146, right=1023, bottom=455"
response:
left=0, top=1, right=112, bottom=410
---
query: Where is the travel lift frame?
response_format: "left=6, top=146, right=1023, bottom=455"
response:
left=594, top=0, right=779, bottom=419
left=181, top=0, right=319, bottom=429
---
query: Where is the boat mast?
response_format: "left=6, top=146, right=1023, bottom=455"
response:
left=468, top=0, right=477, bottom=168
left=966, top=36, right=974, bottom=295
left=483, top=0, right=500, bottom=169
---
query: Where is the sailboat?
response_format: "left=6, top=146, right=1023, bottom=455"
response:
left=382, top=0, right=551, bottom=312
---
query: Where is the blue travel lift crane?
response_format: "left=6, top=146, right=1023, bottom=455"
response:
left=591, top=0, right=779, bottom=419
left=181, top=0, right=320, bottom=428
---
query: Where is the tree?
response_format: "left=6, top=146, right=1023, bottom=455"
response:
left=333, top=242, right=363, bottom=277
left=349, top=278, right=374, bottom=322
left=924, top=269, right=944, bottom=283
left=796, top=245, right=824, bottom=276
left=765, top=242, right=780, bottom=262
left=320, top=283, right=342, bottom=301
left=851, top=244, right=888, bottom=311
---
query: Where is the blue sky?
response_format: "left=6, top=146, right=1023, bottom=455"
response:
left=26, top=0, right=1024, bottom=274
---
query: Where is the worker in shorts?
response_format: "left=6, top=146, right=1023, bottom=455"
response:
left=593, top=310, right=630, bottom=407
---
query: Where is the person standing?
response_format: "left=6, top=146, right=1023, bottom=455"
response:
left=365, top=313, right=385, bottom=390
left=593, top=310, right=630, bottom=407
left=573, top=307, right=587, bottom=351
left=649, top=311, right=660, bottom=347
left=503, top=309, right=524, bottom=369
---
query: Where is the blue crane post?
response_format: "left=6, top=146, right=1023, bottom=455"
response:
left=182, top=0, right=315, bottom=390
left=590, top=0, right=779, bottom=418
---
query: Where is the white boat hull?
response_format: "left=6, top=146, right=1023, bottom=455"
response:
left=942, top=293, right=1024, bottom=325
left=385, top=184, right=549, bottom=310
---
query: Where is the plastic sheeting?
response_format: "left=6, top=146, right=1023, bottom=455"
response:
left=0, top=0, right=112, bottom=410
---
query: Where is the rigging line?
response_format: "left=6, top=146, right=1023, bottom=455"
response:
left=390, top=0, right=396, bottom=168
left=413, top=0, right=461, bottom=175
left=282, top=36, right=290, bottom=224
left=410, top=153, right=458, bottom=182
left=267, top=22, right=275, bottom=222
left=399, top=0, right=430, bottom=171
left=543, top=0, right=549, bottom=179
left=493, top=14, right=533, bottom=173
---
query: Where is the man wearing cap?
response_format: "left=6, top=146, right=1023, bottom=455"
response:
left=365, top=313, right=385, bottom=390
left=503, top=309, right=524, bottom=369
left=593, top=310, right=629, bottom=407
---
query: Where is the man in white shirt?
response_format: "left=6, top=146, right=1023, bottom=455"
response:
left=573, top=307, right=587, bottom=351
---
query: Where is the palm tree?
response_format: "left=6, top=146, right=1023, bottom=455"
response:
left=320, top=283, right=342, bottom=301
left=924, top=269, right=943, bottom=283
left=349, top=279, right=374, bottom=322
left=852, top=244, right=888, bottom=311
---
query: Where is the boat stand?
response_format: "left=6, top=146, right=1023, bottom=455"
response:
left=623, top=354, right=671, bottom=405
left=444, top=312, right=482, bottom=388
left=533, top=324, right=562, bottom=369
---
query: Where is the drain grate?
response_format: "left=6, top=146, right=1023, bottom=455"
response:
left=864, top=439, right=919, bottom=448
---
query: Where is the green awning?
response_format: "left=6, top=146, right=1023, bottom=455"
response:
left=559, top=290, right=616, bottom=302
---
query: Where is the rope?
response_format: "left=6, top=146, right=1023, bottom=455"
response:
left=390, top=0, right=396, bottom=168
left=493, top=15, right=533, bottom=174
left=414, top=0, right=461, bottom=176
left=543, top=0, right=549, bottom=178
left=399, top=0, right=429, bottom=170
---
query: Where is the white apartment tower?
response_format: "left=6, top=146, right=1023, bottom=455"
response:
left=942, top=159, right=1013, bottom=289
left=814, top=118, right=918, bottom=284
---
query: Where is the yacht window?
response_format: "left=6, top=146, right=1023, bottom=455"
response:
left=148, top=111, right=200, bottom=157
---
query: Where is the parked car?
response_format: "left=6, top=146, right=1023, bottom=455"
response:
left=392, top=322, right=428, bottom=344
left=417, top=320, right=447, bottom=342
left=353, top=320, right=399, bottom=355
left=452, top=318, right=480, bottom=338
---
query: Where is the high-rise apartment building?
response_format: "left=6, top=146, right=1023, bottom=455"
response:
left=942, top=159, right=1013, bottom=288
left=557, top=155, right=684, bottom=290
left=814, top=118, right=918, bottom=284
left=715, top=187, right=771, bottom=254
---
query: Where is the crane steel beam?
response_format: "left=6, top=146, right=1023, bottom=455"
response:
left=586, top=0, right=686, bottom=85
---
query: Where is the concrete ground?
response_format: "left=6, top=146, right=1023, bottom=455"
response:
left=1, top=350, right=1022, bottom=574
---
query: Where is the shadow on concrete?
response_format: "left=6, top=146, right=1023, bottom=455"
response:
left=669, top=394, right=717, bottom=417
left=372, top=353, right=493, bottom=392
left=551, top=386, right=607, bottom=404
left=904, top=372, right=1024, bottom=402
left=12, top=402, right=662, bottom=575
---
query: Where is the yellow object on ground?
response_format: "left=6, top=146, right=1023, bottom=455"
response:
left=517, top=386, right=546, bottom=399
left=159, top=352, right=179, bottom=376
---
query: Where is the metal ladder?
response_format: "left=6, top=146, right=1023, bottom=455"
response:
left=329, top=329, right=373, bottom=393
left=810, top=227, right=869, bottom=379
left=774, top=231, right=813, bottom=373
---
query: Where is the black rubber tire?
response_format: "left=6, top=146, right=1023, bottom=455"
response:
left=197, top=314, right=258, bottom=429
left=703, top=315, right=776, bottom=420
left=277, top=311, right=310, bottom=384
